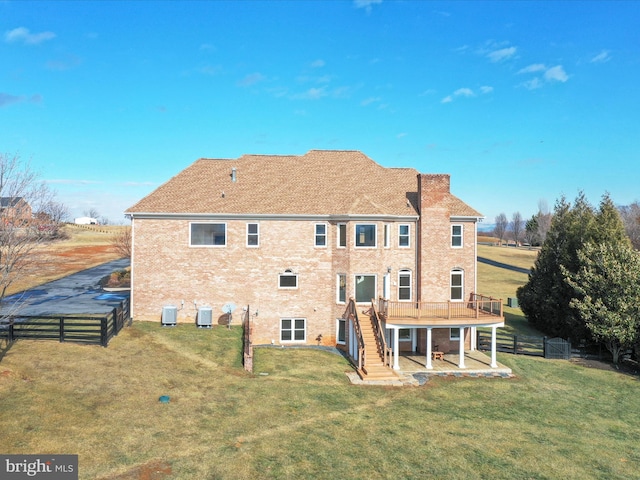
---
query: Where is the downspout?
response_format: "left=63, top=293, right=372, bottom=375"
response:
left=129, top=215, right=135, bottom=320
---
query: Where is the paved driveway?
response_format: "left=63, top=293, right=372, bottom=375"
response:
left=1, top=258, right=131, bottom=317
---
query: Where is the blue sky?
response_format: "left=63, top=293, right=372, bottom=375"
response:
left=2, top=1, right=639, bottom=225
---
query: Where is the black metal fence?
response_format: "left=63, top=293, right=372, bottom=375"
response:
left=0, top=298, right=130, bottom=347
left=477, top=330, right=572, bottom=360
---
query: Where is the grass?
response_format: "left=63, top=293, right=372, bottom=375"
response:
left=1, top=323, right=639, bottom=479
left=1, top=243, right=638, bottom=478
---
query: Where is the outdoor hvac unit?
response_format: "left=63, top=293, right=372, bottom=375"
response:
left=197, top=306, right=213, bottom=328
left=161, top=305, right=177, bottom=326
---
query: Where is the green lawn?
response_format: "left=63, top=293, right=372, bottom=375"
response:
left=1, top=246, right=638, bottom=479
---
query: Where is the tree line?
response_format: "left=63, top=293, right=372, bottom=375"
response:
left=512, top=193, right=640, bottom=365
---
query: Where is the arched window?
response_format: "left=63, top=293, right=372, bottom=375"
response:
left=450, top=268, right=464, bottom=301
left=398, top=269, right=412, bottom=301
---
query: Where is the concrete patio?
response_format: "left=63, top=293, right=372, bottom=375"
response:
left=398, top=349, right=513, bottom=376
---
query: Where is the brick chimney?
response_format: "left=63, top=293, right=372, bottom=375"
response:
left=418, top=174, right=450, bottom=209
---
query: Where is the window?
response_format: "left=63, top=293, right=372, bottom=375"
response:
left=450, top=269, right=463, bottom=301
left=247, top=223, right=259, bottom=247
left=452, top=224, right=463, bottom=248
left=355, top=224, right=376, bottom=247
left=384, top=224, right=390, bottom=248
left=355, top=274, right=376, bottom=303
left=315, top=223, right=327, bottom=247
left=337, top=274, right=347, bottom=304
left=190, top=223, right=226, bottom=246
left=399, top=328, right=412, bottom=341
left=281, top=318, right=306, bottom=342
left=279, top=269, right=298, bottom=289
left=399, top=224, right=410, bottom=247
left=398, top=270, right=412, bottom=301
left=337, top=223, right=347, bottom=248
left=450, top=328, right=460, bottom=341
left=336, top=318, right=346, bottom=345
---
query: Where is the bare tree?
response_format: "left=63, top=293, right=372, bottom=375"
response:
left=83, top=207, right=100, bottom=220
left=493, top=213, right=508, bottom=245
left=619, top=201, right=640, bottom=250
left=0, top=153, right=59, bottom=302
left=510, top=211, right=523, bottom=246
left=111, top=227, right=131, bottom=258
left=536, top=200, right=552, bottom=244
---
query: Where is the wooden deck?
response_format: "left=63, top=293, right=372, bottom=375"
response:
left=377, top=294, right=504, bottom=327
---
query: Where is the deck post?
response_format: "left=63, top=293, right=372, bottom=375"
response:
left=490, top=325, right=498, bottom=368
left=470, top=326, right=476, bottom=351
left=426, top=327, right=433, bottom=369
left=392, top=327, right=400, bottom=370
left=458, top=327, right=466, bottom=368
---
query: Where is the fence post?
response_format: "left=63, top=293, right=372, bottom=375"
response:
left=113, top=307, right=120, bottom=336
left=9, top=321, right=14, bottom=343
left=543, top=336, right=547, bottom=358
left=101, top=316, right=108, bottom=347
left=513, top=335, right=518, bottom=355
left=59, top=317, right=64, bottom=343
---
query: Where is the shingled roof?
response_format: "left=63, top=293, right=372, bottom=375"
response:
left=126, top=150, right=481, bottom=218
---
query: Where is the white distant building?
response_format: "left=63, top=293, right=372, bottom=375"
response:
left=74, top=216, right=98, bottom=225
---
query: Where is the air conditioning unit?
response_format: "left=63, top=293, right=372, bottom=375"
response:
left=197, top=306, right=213, bottom=328
left=161, top=305, right=177, bottom=326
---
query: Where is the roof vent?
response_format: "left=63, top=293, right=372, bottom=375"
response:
left=231, top=167, right=237, bottom=182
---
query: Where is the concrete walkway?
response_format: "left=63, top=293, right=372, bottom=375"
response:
left=1, top=258, right=131, bottom=317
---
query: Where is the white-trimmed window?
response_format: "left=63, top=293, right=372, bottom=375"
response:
left=337, top=273, right=347, bottom=304
left=337, top=223, right=347, bottom=248
left=279, top=269, right=298, bottom=289
left=450, top=328, right=460, bottom=341
left=190, top=222, right=226, bottom=246
left=384, top=224, right=390, bottom=248
left=281, top=318, right=306, bottom=342
left=452, top=224, right=463, bottom=248
left=355, top=274, right=376, bottom=303
left=315, top=223, right=327, bottom=247
left=355, top=224, right=376, bottom=247
left=398, top=269, right=412, bottom=301
left=399, top=224, right=410, bottom=247
left=247, top=223, right=259, bottom=247
left=399, top=328, right=412, bottom=342
left=336, top=318, right=346, bottom=345
left=450, top=268, right=464, bottom=301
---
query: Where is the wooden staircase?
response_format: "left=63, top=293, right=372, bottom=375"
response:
left=357, top=312, right=398, bottom=381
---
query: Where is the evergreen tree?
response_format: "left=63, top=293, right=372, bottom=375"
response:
left=564, top=241, right=640, bottom=364
left=517, top=192, right=632, bottom=341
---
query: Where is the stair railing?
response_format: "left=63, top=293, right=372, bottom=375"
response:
left=370, top=299, right=392, bottom=368
left=343, top=298, right=365, bottom=371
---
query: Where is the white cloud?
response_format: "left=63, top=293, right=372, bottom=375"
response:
left=4, top=27, right=55, bottom=45
left=487, top=46, right=517, bottom=63
left=454, top=87, right=474, bottom=97
left=544, top=65, right=568, bottom=83
left=237, top=72, right=265, bottom=87
left=590, top=50, right=611, bottom=63
left=292, top=87, right=328, bottom=100
left=354, top=0, right=382, bottom=10
left=311, top=59, right=325, bottom=68
left=440, top=95, right=453, bottom=104
left=518, top=63, right=546, bottom=74
left=396, top=132, right=408, bottom=138
left=0, top=92, right=42, bottom=107
left=361, top=97, right=381, bottom=106
left=479, top=85, right=494, bottom=94
left=519, top=64, right=569, bottom=89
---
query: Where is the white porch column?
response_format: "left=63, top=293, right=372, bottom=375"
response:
left=411, top=328, right=418, bottom=352
left=490, top=325, right=498, bottom=368
left=426, top=327, right=433, bottom=370
left=458, top=327, right=466, bottom=369
left=470, top=327, right=476, bottom=351
left=393, top=327, right=400, bottom=370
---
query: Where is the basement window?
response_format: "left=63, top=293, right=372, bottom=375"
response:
left=279, top=269, right=298, bottom=289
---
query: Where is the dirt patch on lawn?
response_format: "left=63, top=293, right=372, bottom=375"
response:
left=6, top=226, right=126, bottom=295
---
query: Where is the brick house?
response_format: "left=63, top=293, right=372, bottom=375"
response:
left=125, top=150, right=504, bottom=373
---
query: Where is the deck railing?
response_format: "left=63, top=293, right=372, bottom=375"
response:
left=378, top=293, right=503, bottom=322
left=369, top=300, right=392, bottom=368
left=343, top=299, right=365, bottom=370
